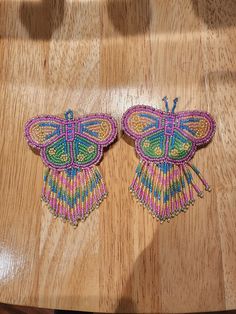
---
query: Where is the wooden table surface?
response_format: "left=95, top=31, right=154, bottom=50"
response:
left=0, top=0, right=235, bottom=313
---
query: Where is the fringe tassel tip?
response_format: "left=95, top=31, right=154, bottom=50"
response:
left=41, top=166, right=107, bottom=227
left=130, top=160, right=211, bottom=223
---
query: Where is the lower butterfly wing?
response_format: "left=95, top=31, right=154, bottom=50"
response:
left=41, top=135, right=73, bottom=170
left=136, top=130, right=167, bottom=162
left=122, top=105, right=163, bottom=139
left=72, top=134, right=102, bottom=168
left=136, top=129, right=198, bottom=164
left=41, top=133, right=101, bottom=170
left=79, top=114, right=117, bottom=146
left=177, top=111, right=216, bottom=145
left=166, top=130, right=195, bottom=163
left=25, top=116, right=64, bottom=148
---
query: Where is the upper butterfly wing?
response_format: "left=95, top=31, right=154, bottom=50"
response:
left=78, top=114, right=117, bottom=146
left=25, top=116, right=64, bottom=148
left=177, top=111, right=216, bottom=145
left=122, top=105, right=163, bottom=139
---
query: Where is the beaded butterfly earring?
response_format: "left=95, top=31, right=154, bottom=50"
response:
left=25, top=110, right=117, bottom=227
left=122, top=97, right=216, bottom=223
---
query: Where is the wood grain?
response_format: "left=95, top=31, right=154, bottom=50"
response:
left=0, top=0, right=235, bottom=312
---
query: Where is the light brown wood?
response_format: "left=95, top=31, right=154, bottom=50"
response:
left=0, top=0, right=235, bottom=312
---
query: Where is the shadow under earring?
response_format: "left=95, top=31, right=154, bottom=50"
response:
left=25, top=109, right=117, bottom=227
left=122, top=97, right=216, bottom=223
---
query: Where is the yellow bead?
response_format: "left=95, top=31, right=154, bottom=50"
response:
left=87, top=145, right=95, bottom=153
left=171, top=148, right=179, bottom=156
left=101, top=121, right=107, bottom=128
left=143, top=140, right=150, bottom=148
left=77, top=154, right=85, bottom=162
left=48, top=148, right=56, bottom=155
left=183, top=143, right=190, bottom=150
left=60, top=154, right=68, bottom=162
left=99, top=131, right=106, bottom=139
left=155, top=147, right=162, bottom=155
left=132, top=115, right=139, bottom=122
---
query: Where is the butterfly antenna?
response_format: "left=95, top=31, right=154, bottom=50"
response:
left=65, top=109, right=74, bottom=120
left=162, top=96, right=169, bottom=112
left=172, top=97, right=178, bottom=113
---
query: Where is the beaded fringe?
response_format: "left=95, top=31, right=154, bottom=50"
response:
left=41, top=166, right=107, bottom=227
left=130, top=160, right=211, bottom=223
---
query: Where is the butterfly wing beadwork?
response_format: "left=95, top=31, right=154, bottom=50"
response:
left=79, top=115, right=118, bottom=145
left=122, top=98, right=216, bottom=223
left=122, top=105, right=215, bottom=164
left=25, top=110, right=117, bottom=227
left=71, top=114, right=117, bottom=168
left=25, top=115, right=64, bottom=148
left=122, top=105, right=166, bottom=161
left=25, top=111, right=117, bottom=170
left=121, top=105, right=163, bottom=138
left=166, top=111, right=215, bottom=163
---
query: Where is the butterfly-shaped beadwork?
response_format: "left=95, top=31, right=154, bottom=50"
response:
left=122, top=98, right=216, bottom=222
left=25, top=110, right=117, bottom=226
left=25, top=109, right=117, bottom=170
